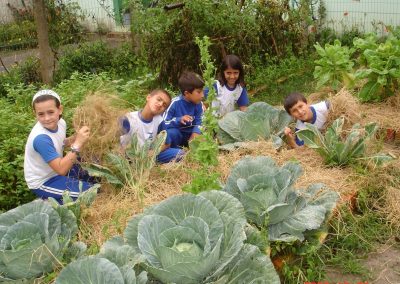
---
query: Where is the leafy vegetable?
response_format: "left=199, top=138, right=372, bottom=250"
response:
left=0, top=200, right=81, bottom=281
left=123, top=190, right=280, bottom=283
left=224, top=156, right=338, bottom=242
left=297, top=117, right=393, bottom=166
left=354, top=33, right=400, bottom=102
left=217, top=102, right=292, bottom=149
left=314, top=39, right=355, bottom=90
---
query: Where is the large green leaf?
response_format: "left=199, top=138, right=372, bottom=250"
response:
left=217, top=102, right=292, bottom=147
left=122, top=191, right=271, bottom=283
left=0, top=200, right=78, bottom=281
left=224, top=156, right=339, bottom=242
left=55, top=257, right=126, bottom=284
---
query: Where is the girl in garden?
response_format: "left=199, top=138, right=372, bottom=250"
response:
left=204, top=54, right=249, bottom=117
left=24, top=89, right=96, bottom=203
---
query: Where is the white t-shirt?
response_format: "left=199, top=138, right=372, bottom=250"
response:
left=295, top=101, right=329, bottom=146
left=24, top=119, right=66, bottom=189
left=210, top=81, right=249, bottom=117
left=120, top=111, right=163, bottom=147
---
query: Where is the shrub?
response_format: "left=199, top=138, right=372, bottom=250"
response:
left=55, top=41, right=113, bottom=81
left=130, top=0, right=313, bottom=84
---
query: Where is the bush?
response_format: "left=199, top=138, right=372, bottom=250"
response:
left=56, top=41, right=113, bottom=81
left=130, top=0, right=314, bottom=84
left=0, top=89, right=37, bottom=211
left=0, top=20, right=37, bottom=51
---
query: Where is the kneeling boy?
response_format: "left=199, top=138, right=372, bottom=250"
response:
left=283, top=92, right=330, bottom=148
left=163, top=71, right=205, bottom=148
left=120, top=89, right=184, bottom=163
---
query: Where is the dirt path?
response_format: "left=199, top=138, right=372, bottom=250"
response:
left=325, top=242, right=400, bottom=284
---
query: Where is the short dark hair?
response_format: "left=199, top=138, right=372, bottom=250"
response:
left=150, top=89, right=171, bottom=101
left=178, top=71, right=205, bottom=95
left=32, top=95, right=61, bottom=110
left=284, top=93, right=307, bottom=114
left=218, top=54, right=245, bottom=87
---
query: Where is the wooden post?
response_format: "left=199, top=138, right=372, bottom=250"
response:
left=33, top=0, right=54, bottom=84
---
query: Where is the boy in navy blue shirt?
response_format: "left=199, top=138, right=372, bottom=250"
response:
left=163, top=71, right=205, bottom=148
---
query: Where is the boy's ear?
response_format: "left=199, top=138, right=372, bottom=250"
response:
left=59, top=105, right=64, bottom=114
left=183, top=90, right=190, bottom=97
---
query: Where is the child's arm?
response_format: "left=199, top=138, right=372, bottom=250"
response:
left=284, top=127, right=298, bottom=149
left=48, top=126, right=90, bottom=175
left=237, top=87, right=249, bottom=111
left=163, top=104, right=184, bottom=128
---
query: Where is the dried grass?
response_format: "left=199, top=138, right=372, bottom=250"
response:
left=325, top=88, right=362, bottom=131
left=359, top=100, right=400, bottom=132
left=81, top=141, right=364, bottom=247
left=72, top=92, right=126, bottom=163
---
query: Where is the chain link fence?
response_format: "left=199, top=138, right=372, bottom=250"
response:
left=322, top=0, right=400, bottom=34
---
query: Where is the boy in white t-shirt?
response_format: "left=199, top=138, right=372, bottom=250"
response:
left=24, top=90, right=96, bottom=203
left=120, top=89, right=184, bottom=163
left=283, top=92, right=330, bottom=148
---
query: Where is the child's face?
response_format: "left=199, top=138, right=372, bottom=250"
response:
left=34, top=100, right=63, bottom=131
left=224, top=68, right=240, bottom=87
left=289, top=101, right=313, bottom=122
left=147, top=91, right=171, bottom=115
left=184, top=88, right=204, bottom=104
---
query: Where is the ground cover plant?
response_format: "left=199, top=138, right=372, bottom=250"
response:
left=0, top=200, right=83, bottom=281
left=224, top=156, right=338, bottom=242
left=113, top=190, right=280, bottom=283
left=297, top=117, right=393, bottom=167
left=217, top=102, right=292, bottom=149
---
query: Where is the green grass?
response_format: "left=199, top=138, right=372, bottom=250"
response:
left=247, top=55, right=316, bottom=106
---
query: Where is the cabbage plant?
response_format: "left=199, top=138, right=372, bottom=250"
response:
left=56, top=236, right=148, bottom=284
left=122, top=190, right=280, bottom=283
left=224, top=156, right=338, bottom=242
left=217, top=102, right=292, bottom=149
left=0, top=200, right=80, bottom=281
left=297, top=117, right=393, bottom=166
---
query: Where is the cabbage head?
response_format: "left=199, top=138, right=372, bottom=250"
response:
left=56, top=236, right=148, bottom=284
left=224, top=156, right=339, bottom=242
left=123, top=190, right=280, bottom=283
left=0, top=200, right=79, bottom=281
left=217, top=102, right=292, bottom=149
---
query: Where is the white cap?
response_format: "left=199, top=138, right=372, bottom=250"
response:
left=32, top=89, right=61, bottom=106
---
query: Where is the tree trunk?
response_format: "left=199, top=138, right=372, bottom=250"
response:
left=33, top=0, right=54, bottom=84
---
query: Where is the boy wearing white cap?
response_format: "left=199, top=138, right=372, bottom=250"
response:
left=24, top=89, right=96, bottom=203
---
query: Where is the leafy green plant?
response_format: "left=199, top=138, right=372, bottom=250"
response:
left=56, top=255, right=147, bottom=284
left=183, top=36, right=221, bottom=195
left=0, top=200, right=83, bottom=281
left=314, top=39, right=355, bottom=90
left=55, top=41, right=113, bottom=82
left=297, top=117, right=393, bottom=167
left=217, top=102, right=292, bottom=149
left=130, top=0, right=313, bottom=84
left=85, top=132, right=166, bottom=204
left=354, top=34, right=400, bottom=102
left=224, top=156, right=338, bottom=242
left=122, top=190, right=280, bottom=283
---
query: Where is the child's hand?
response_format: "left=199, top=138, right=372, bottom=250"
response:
left=284, top=127, right=295, bottom=139
left=181, top=115, right=194, bottom=125
left=74, top=126, right=90, bottom=148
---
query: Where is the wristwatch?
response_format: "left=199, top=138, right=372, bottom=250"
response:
left=70, top=145, right=80, bottom=154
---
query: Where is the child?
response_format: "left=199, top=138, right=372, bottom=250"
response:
left=283, top=92, right=330, bottom=148
left=120, top=89, right=184, bottom=163
left=204, top=54, right=249, bottom=117
left=163, top=71, right=205, bottom=147
left=24, top=89, right=96, bottom=203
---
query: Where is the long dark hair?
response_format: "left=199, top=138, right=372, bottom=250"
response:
left=217, top=54, right=245, bottom=87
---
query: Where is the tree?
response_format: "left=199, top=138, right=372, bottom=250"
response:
left=33, top=0, right=54, bottom=84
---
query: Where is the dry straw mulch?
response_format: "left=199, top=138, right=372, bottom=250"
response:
left=73, top=92, right=127, bottom=164
left=81, top=141, right=363, bottom=247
